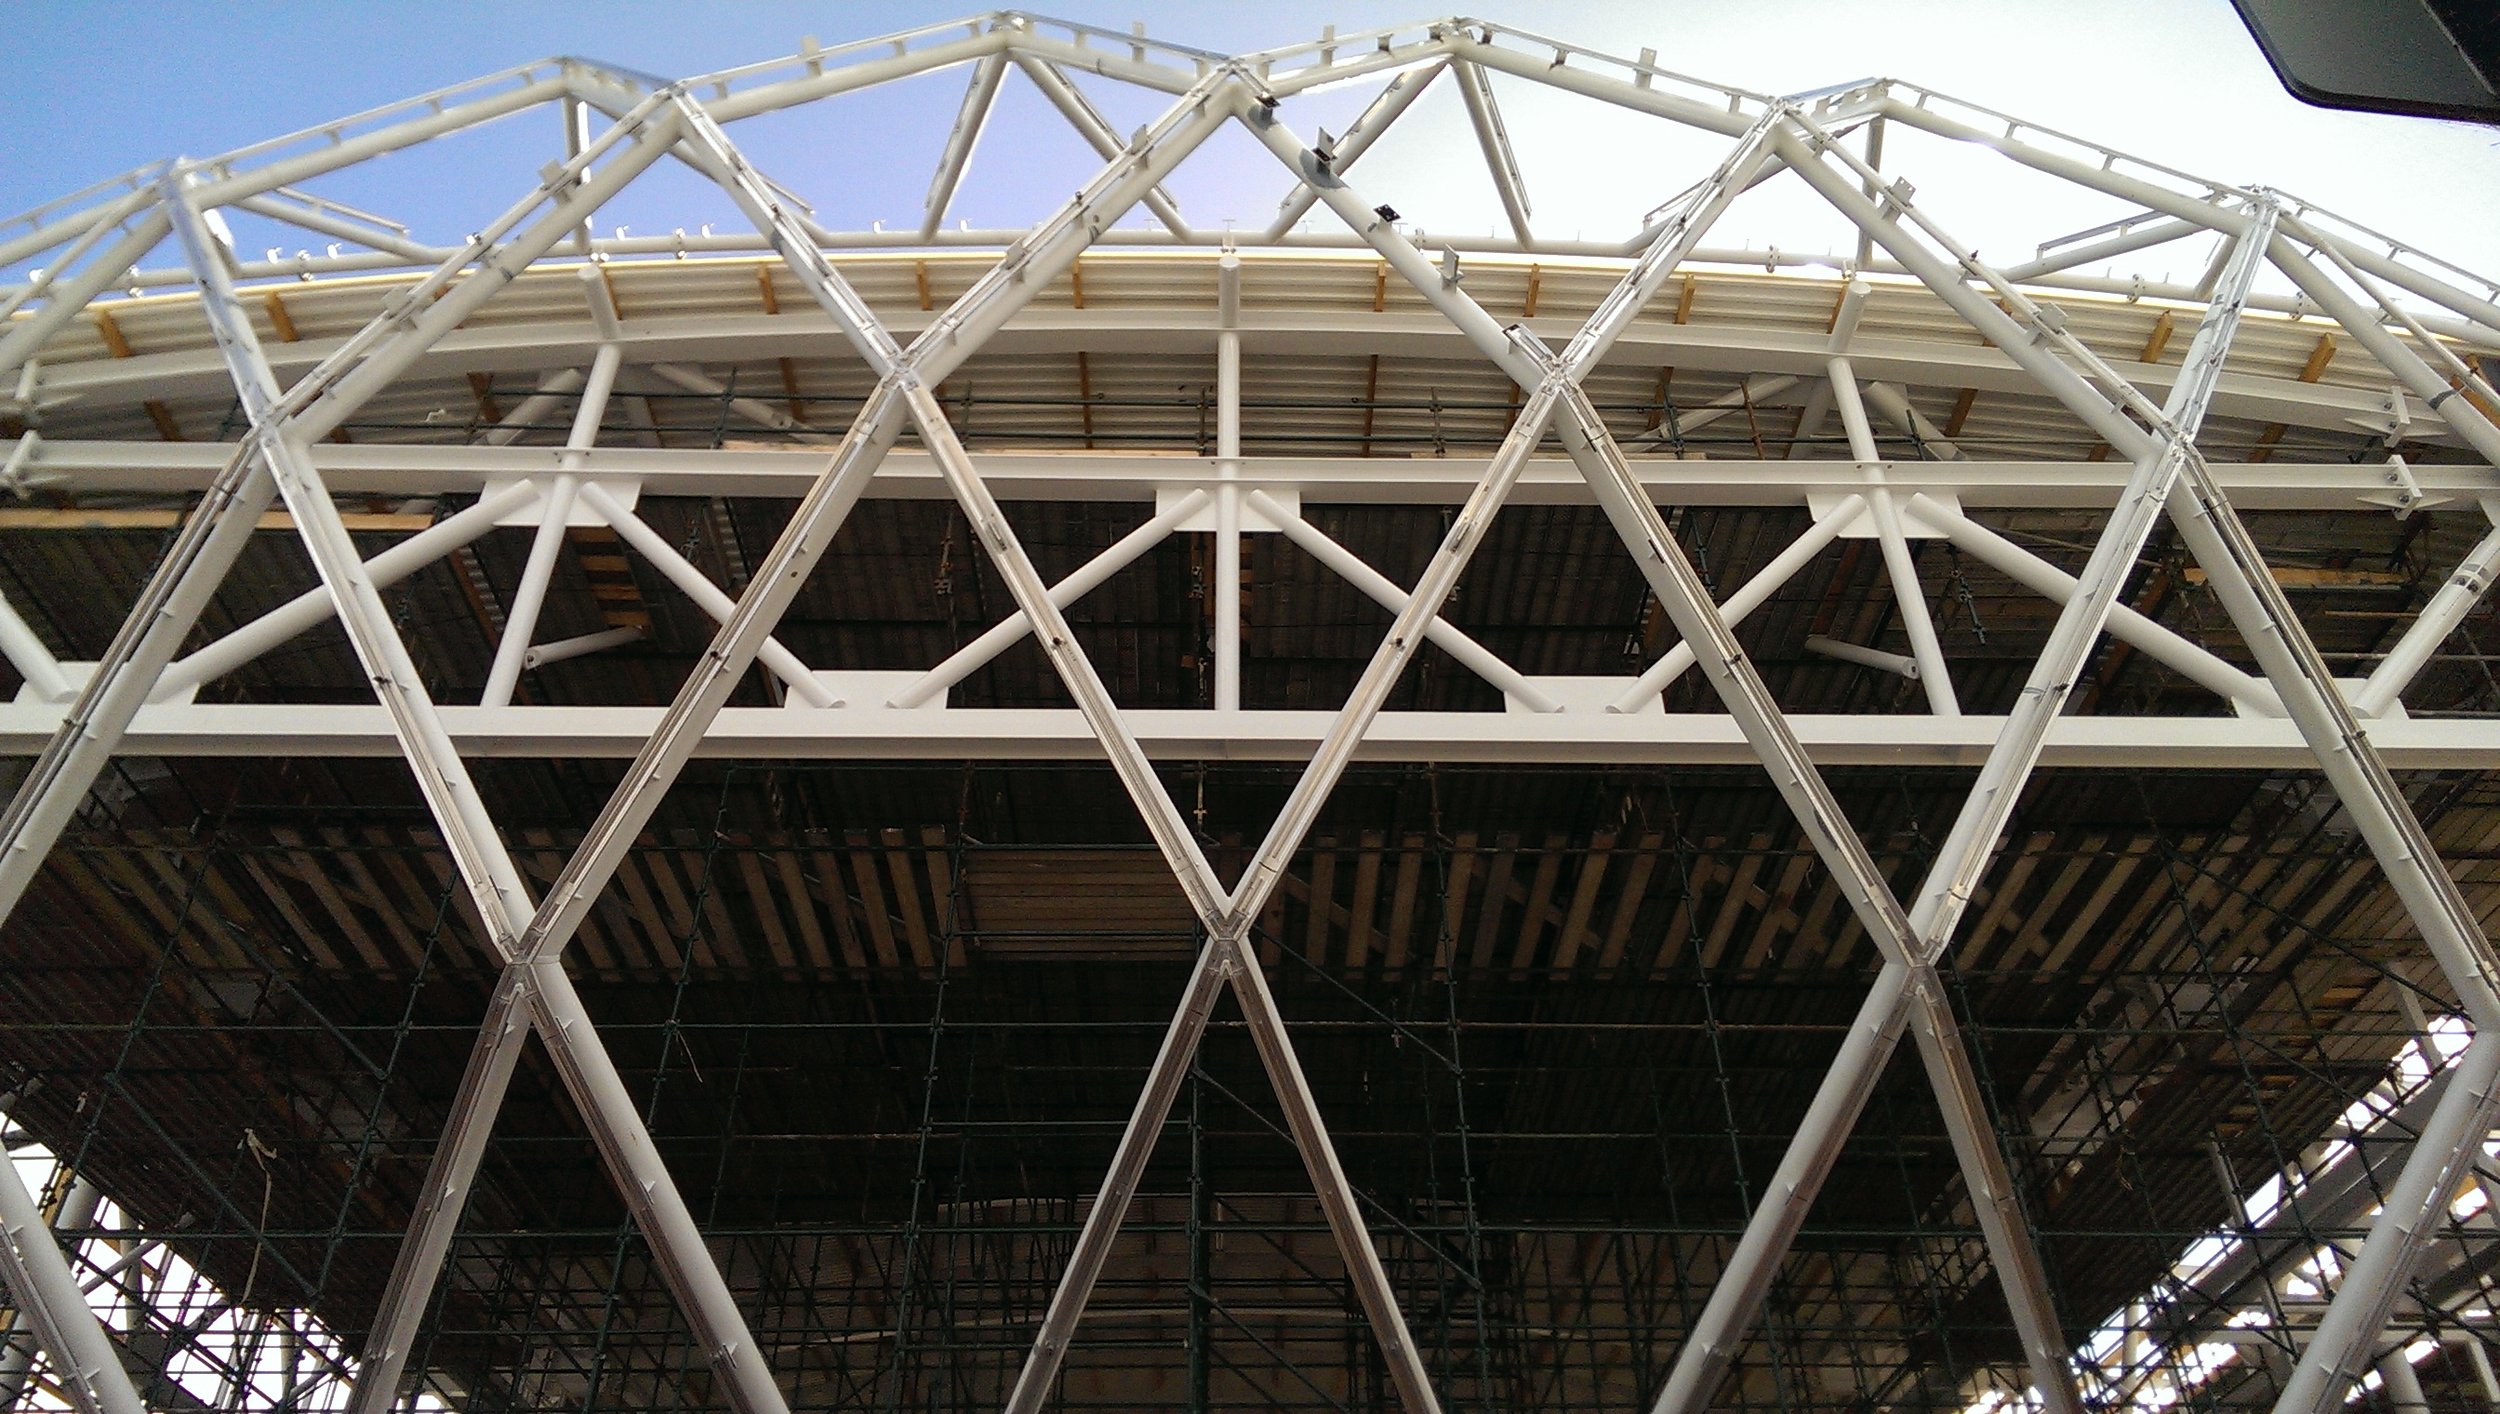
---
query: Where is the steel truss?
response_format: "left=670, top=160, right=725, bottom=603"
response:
left=0, top=10, right=2498, bottom=1413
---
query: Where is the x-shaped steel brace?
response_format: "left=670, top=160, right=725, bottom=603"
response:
left=1239, top=100, right=2093, bottom=1413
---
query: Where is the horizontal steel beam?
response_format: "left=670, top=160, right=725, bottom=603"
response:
left=23, top=442, right=2470, bottom=509
left=29, top=305, right=2429, bottom=441
left=0, top=702, right=2488, bottom=768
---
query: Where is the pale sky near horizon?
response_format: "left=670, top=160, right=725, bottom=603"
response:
left=4, top=1, right=2497, bottom=291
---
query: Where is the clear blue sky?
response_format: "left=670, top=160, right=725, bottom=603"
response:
left=6, top=1, right=2498, bottom=284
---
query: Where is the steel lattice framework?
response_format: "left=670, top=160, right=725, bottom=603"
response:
left=3, top=11, right=2500, bottom=1414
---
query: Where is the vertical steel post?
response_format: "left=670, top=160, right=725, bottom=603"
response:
left=1215, top=252, right=1244, bottom=711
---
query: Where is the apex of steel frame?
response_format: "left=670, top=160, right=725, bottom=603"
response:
left=1, top=13, right=2497, bottom=1414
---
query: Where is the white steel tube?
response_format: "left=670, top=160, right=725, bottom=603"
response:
left=1610, top=495, right=1863, bottom=711
left=1833, top=359, right=1957, bottom=714
left=159, top=480, right=539, bottom=696
left=2279, top=1034, right=2500, bottom=1413
left=0, top=1174, right=100, bottom=1409
left=1861, top=381, right=1968, bottom=461
left=1215, top=251, right=1243, bottom=711
left=575, top=482, right=836, bottom=707
left=477, top=474, right=578, bottom=708
left=646, top=362, right=830, bottom=441
left=0, top=209, right=171, bottom=385
left=481, top=340, right=616, bottom=707
left=0, top=194, right=153, bottom=326
left=1252, top=490, right=1561, bottom=713
left=0, top=1140, right=144, bottom=1414
left=0, top=589, right=73, bottom=704
left=287, top=107, right=682, bottom=444
left=522, top=624, right=643, bottom=671
left=0, top=446, right=277, bottom=920
left=889, top=490, right=1207, bottom=709
left=0, top=432, right=39, bottom=494
left=1008, top=53, right=1192, bottom=238
left=1904, top=494, right=2283, bottom=715
left=1805, top=634, right=1918, bottom=677
left=1263, top=63, right=1444, bottom=239
left=2355, top=522, right=2500, bottom=719
left=482, top=368, right=590, bottom=447
left=2002, top=217, right=2198, bottom=282
left=1453, top=61, right=1532, bottom=247
left=919, top=53, right=1008, bottom=240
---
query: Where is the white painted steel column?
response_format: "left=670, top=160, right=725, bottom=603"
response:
left=1787, top=128, right=2500, bottom=1406
left=1012, top=88, right=1780, bottom=1414
left=1832, top=358, right=1957, bottom=714
left=1646, top=174, right=2281, bottom=1414
left=1216, top=252, right=1244, bottom=710
left=1248, top=98, right=2084, bottom=1410
left=2380, top=1348, right=2433, bottom=1414
left=169, top=143, right=796, bottom=1414
left=479, top=336, right=615, bottom=708
left=0, top=446, right=275, bottom=922
left=0, top=88, right=685, bottom=929
left=0, top=1172, right=100, bottom=1409
left=0, top=1142, right=142, bottom=1414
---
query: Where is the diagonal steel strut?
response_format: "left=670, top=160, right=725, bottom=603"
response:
left=1783, top=100, right=2500, bottom=1408
left=1001, top=94, right=1791, bottom=1414
left=339, top=67, right=1246, bottom=1414
left=1647, top=197, right=2282, bottom=1414
left=165, top=163, right=799, bottom=1414
left=1239, top=102, right=2093, bottom=1412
